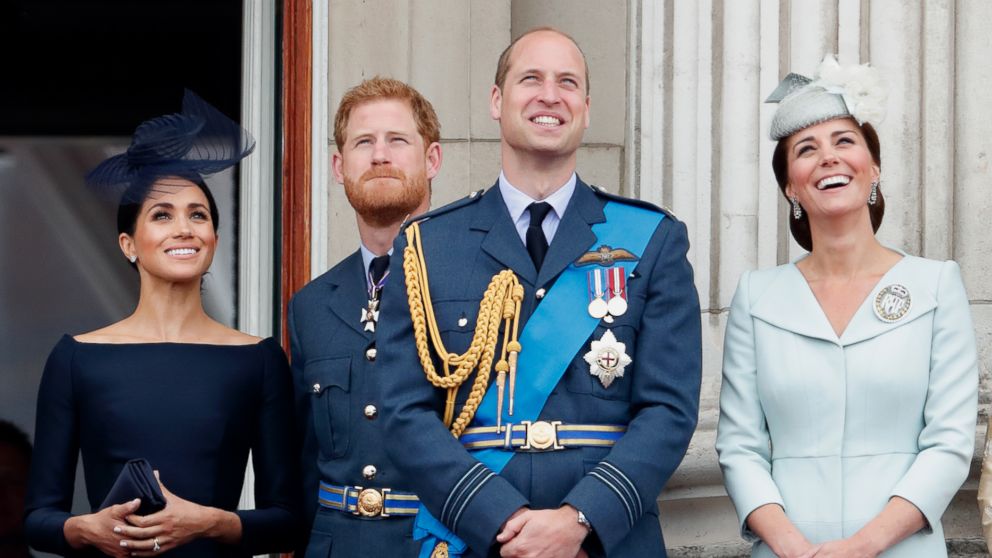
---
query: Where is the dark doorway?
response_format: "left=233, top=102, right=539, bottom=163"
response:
left=0, top=0, right=242, bottom=136
left=0, top=3, right=245, bottom=538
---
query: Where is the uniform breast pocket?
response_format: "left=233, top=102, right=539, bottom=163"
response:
left=433, top=298, right=482, bottom=355
left=305, top=356, right=352, bottom=459
left=565, top=324, right=637, bottom=402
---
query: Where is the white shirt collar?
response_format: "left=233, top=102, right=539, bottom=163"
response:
left=359, top=244, right=393, bottom=290
left=498, top=172, right=575, bottom=247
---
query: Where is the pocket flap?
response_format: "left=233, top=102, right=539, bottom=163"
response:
left=304, top=356, right=351, bottom=393
left=433, top=298, right=481, bottom=334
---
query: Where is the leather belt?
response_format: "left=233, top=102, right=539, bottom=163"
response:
left=458, top=421, right=626, bottom=451
left=318, top=481, right=419, bottom=518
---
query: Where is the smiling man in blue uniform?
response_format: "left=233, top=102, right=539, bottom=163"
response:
left=288, top=77, right=442, bottom=557
left=375, top=28, right=702, bottom=558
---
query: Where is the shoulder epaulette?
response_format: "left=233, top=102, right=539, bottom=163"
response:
left=587, top=183, right=677, bottom=220
left=401, top=188, right=486, bottom=231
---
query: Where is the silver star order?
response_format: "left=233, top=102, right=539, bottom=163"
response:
left=583, top=329, right=632, bottom=388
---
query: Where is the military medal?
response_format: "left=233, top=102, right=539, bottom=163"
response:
left=587, top=269, right=609, bottom=319
left=606, top=266, right=628, bottom=317
left=873, top=284, right=911, bottom=323
left=583, top=329, right=631, bottom=388
left=360, top=297, right=380, bottom=332
left=361, top=267, right=390, bottom=332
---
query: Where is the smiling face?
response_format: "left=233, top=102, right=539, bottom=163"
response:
left=785, top=117, right=880, bottom=222
left=490, top=30, right=590, bottom=164
left=333, top=98, right=440, bottom=227
left=119, top=179, right=218, bottom=283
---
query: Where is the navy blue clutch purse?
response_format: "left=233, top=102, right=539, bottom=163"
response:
left=99, top=458, right=167, bottom=516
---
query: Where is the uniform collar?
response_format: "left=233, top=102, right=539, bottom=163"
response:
left=359, top=243, right=393, bottom=290
left=497, top=170, right=576, bottom=226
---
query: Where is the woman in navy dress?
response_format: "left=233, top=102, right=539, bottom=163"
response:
left=24, top=91, right=299, bottom=557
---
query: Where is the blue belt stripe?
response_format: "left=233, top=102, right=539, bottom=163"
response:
left=318, top=481, right=419, bottom=516
left=457, top=425, right=626, bottom=448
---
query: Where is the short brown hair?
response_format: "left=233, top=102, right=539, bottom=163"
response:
left=333, top=76, right=441, bottom=149
left=772, top=120, right=884, bottom=252
left=494, top=26, right=590, bottom=94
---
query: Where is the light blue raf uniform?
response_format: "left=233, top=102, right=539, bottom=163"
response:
left=376, top=175, right=703, bottom=557
left=290, top=247, right=422, bottom=557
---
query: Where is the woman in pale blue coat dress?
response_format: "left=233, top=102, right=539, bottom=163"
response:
left=716, top=56, right=978, bottom=558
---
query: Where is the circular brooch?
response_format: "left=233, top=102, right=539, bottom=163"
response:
left=873, top=284, right=912, bottom=323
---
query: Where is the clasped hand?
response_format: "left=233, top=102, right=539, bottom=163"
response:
left=780, top=538, right=879, bottom=558
left=113, top=476, right=214, bottom=556
left=495, top=506, right=590, bottom=558
left=802, top=538, right=879, bottom=558
left=68, top=474, right=215, bottom=557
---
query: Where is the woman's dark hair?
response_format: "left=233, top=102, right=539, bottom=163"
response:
left=772, top=120, right=884, bottom=252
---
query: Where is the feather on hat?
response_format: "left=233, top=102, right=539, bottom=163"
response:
left=86, top=90, right=254, bottom=203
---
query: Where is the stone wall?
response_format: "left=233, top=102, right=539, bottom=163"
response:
left=316, top=0, right=992, bottom=553
left=320, top=0, right=631, bottom=266
left=638, top=1, right=992, bottom=551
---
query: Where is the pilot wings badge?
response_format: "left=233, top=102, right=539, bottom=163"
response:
left=575, top=245, right=638, bottom=267
left=583, top=329, right=632, bottom=388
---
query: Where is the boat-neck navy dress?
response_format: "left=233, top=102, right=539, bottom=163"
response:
left=25, top=335, right=300, bottom=557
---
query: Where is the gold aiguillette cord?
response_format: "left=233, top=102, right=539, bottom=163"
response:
left=403, top=221, right=523, bottom=437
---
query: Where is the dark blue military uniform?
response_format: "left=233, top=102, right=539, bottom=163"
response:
left=376, top=178, right=702, bottom=557
left=289, top=251, right=422, bottom=557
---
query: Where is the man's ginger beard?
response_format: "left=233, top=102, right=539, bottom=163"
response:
left=343, top=164, right=428, bottom=228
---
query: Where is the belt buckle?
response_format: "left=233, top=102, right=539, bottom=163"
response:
left=520, top=420, right=563, bottom=451
left=353, top=486, right=390, bottom=517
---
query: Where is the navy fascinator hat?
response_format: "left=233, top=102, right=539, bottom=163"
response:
left=86, top=90, right=255, bottom=204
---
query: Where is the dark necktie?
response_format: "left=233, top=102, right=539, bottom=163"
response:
left=369, top=254, right=390, bottom=289
left=526, top=202, right=553, bottom=270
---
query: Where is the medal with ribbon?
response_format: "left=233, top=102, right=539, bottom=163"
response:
left=587, top=269, right=609, bottom=321
left=606, top=265, right=628, bottom=317
left=586, top=266, right=629, bottom=323
left=361, top=266, right=390, bottom=333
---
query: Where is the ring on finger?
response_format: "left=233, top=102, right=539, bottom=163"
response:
left=153, top=537, right=161, bottom=552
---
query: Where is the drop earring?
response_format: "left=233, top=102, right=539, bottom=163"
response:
left=868, top=180, right=879, bottom=205
left=791, top=197, right=803, bottom=219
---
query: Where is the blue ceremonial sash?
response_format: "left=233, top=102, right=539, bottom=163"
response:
left=416, top=201, right=665, bottom=558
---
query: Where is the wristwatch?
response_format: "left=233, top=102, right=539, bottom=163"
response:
left=576, top=509, right=593, bottom=533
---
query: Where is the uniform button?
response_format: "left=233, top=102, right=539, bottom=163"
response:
left=365, top=347, right=377, bottom=361
left=364, top=404, right=378, bottom=419
left=457, top=317, right=468, bottom=327
left=363, top=465, right=377, bottom=480
left=312, top=383, right=321, bottom=393
left=469, top=190, right=478, bottom=198
left=535, top=288, right=546, bottom=300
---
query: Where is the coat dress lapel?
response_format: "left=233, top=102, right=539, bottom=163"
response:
left=751, top=264, right=840, bottom=344
left=839, top=256, right=937, bottom=347
left=750, top=255, right=938, bottom=347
